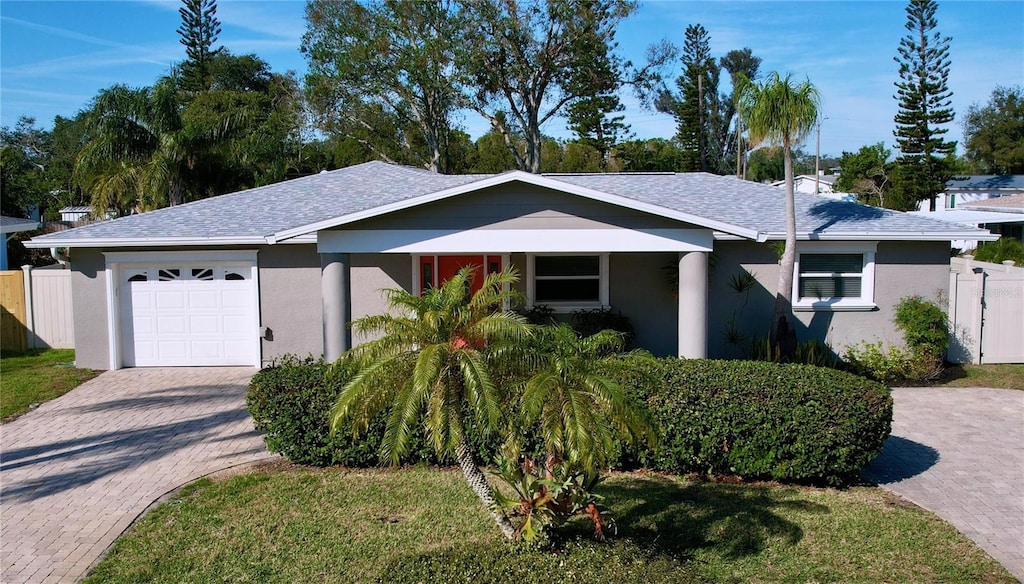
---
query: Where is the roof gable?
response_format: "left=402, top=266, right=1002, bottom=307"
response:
left=270, top=170, right=760, bottom=242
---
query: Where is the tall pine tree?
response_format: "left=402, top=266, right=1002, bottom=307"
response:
left=178, top=0, right=223, bottom=92
left=565, top=0, right=630, bottom=170
left=658, top=24, right=719, bottom=172
left=893, top=0, right=954, bottom=211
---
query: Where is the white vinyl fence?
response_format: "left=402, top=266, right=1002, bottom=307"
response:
left=22, top=264, right=75, bottom=349
left=948, top=257, right=1024, bottom=364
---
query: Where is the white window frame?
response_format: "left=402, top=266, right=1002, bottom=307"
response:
left=526, top=253, right=609, bottom=312
left=792, top=242, right=876, bottom=312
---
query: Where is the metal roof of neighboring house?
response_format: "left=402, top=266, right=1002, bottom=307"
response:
left=26, top=161, right=995, bottom=248
left=1, top=215, right=41, bottom=233
left=961, top=193, right=1024, bottom=212
left=946, top=175, right=1024, bottom=190
left=59, top=206, right=92, bottom=213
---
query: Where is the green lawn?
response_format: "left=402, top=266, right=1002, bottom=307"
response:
left=0, top=349, right=100, bottom=422
left=933, top=364, right=1024, bottom=390
left=85, top=464, right=1014, bottom=583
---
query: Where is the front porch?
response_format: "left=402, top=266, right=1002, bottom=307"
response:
left=318, top=250, right=710, bottom=362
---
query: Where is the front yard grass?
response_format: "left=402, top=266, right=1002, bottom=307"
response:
left=0, top=349, right=100, bottom=422
left=934, top=363, right=1024, bottom=390
left=84, top=463, right=1014, bottom=583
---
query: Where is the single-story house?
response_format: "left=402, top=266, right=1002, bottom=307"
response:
left=772, top=173, right=856, bottom=202
left=26, top=161, right=997, bottom=370
left=923, top=175, right=1024, bottom=211
left=2, top=215, right=41, bottom=270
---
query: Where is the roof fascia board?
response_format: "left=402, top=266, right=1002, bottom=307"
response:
left=761, top=231, right=1001, bottom=242
left=23, top=236, right=269, bottom=249
left=271, top=171, right=760, bottom=242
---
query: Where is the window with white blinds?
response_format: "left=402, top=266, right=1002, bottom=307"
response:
left=793, top=244, right=876, bottom=310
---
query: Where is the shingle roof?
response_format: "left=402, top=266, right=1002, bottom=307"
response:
left=961, top=193, right=1024, bottom=211
left=946, top=175, right=1024, bottom=190
left=29, top=161, right=990, bottom=246
left=1, top=215, right=40, bottom=233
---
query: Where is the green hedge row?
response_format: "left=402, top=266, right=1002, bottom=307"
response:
left=246, top=356, right=498, bottom=467
left=608, top=356, right=892, bottom=485
left=246, top=355, right=891, bottom=485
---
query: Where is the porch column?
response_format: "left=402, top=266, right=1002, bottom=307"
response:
left=322, top=253, right=352, bottom=361
left=677, top=251, right=708, bottom=359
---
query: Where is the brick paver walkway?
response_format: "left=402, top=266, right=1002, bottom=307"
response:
left=862, top=386, right=1024, bottom=581
left=0, top=367, right=272, bottom=583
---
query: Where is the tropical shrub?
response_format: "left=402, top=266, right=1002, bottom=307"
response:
left=894, top=295, right=949, bottom=358
left=971, top=236, right=1024, bottom=266
left=609, top=357, right=892, bottom=486
left=748, top=336, right=841, bottom=367
left=844, top=295, right=948, bottom=383
left=570, top=308, right=635, bottom=348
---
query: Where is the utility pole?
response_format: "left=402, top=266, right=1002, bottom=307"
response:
left=814, top=115, right=828, bottom=195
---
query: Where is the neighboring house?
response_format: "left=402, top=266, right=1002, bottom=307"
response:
left=961, top=194, right=1024, bottom=242
left=1, top=215, right=41, bottom=270
left=922, top=175, right=1024, bottom=211
left=910, top=191, right=1024, bottom=251
left=59, top=207, right=93, bottom=222
left=26, top=161, right=996, bottom=370
left=772, top=173, right=857, bottom=202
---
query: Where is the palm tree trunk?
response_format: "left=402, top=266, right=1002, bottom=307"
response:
left=455, top=441, right=517, bottom=539
left=773, top=141, right=798, bottom=358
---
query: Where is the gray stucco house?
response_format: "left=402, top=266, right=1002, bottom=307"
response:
left=26, top=161, right=996, bottom=370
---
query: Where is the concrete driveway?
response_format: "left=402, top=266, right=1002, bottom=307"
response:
left=862, top=386, right=1024, bottom=581
left=0, top=367, right=272, bottom=584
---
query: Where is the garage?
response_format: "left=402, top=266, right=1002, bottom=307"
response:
left=114, top=257, right=260, bottom=367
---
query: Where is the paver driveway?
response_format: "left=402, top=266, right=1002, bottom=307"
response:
left=862, top=386, right=1024, bottom=582
left=0, top=367, right=272, bottom=584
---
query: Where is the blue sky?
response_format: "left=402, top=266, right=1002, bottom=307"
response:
left=1, top=0, right=1022, bottom=157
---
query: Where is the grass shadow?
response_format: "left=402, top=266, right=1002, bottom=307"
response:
left=599, top=475, right=828, bottom=561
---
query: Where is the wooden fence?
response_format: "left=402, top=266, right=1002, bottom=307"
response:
left=1, top=270, right=27, bottom=352
left=0, top=266, right=75, bottom=352
left=949, top=257, right=1024, bottom=364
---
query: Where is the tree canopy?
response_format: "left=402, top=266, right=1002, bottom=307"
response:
left=303, top=0, right=465, bottom=173
left=963, top=85, right=1024, bottom=175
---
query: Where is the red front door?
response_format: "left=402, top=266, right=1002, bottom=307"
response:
left=421, top=255, right=504, bottom=295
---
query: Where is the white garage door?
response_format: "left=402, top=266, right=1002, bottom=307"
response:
left=119, top=263, right=258, bottom=367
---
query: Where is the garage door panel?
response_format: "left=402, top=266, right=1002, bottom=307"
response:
left=190, top=340, right=222, bottom=359
left=132, top=316, right=155, bottom=335
left=156, top=341, right=187, bottom=359
left=120, top=261, right=258, bottom=367
left=156, top=315, right=187, bottom=334
left=189, top=315, right=220, bottom=334
left=188, top=290, right=220, bottom=309
left=222, top=314, right=250, bottom=334
left=156, top=291, right=186, bottom=309
left=131, top=290, right=154, bottom=310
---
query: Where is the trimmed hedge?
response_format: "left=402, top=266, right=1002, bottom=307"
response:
left=610, top=356, right=892, bottom=485
left=246, top=356, right=496, bottom=467
left=247, top=355, right=891, bottom=485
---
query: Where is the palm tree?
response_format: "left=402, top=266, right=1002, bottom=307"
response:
left=737, top=72, right=820, bottom=356
left=516, top=324, right=656, bottom=476
left=75, top=82, right=189, bottom=215
left=75, top=77, right=263, bottom=215
left=329, top=266, right=530, bottom=539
